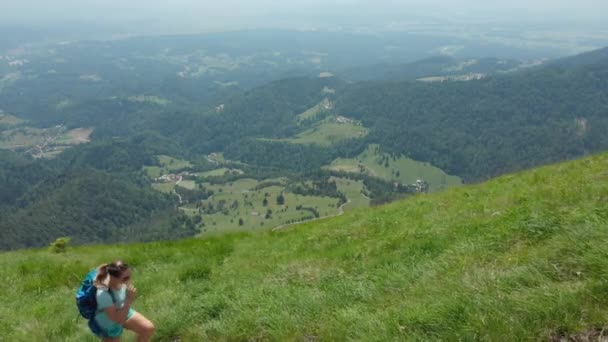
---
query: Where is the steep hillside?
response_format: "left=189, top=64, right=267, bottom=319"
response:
left=334, top=47, right=608, bottom=181
left=0, top=140, right=199, bottom=251
left=2, top=152, right=607, bottom=341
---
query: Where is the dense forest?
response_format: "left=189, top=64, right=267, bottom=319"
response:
left=0, top=146, right=196, bottom=250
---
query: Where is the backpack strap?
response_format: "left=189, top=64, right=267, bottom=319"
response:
left=94, top=287, right=117, bottom=315
left=109, top=289, right=117, bottom=304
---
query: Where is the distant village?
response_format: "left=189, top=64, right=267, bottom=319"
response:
left=156, top=172, right=191, bottom=183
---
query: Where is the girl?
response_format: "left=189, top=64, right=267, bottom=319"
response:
left=91, top=261, right=155, bottom=342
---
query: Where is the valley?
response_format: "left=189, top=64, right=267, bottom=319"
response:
left=142, top=150, right=439, bottom=235
left=0, top=13, right=607, bottom=342
left=1, top=31, right=607, bottom=252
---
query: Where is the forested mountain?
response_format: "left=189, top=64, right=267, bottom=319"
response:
left=0, top=150, right=54, bottom=206
left=333, top=47, right=608, bottom=181
left=147, top=77, right=344, bottom=154
left=143, top=46, right=608, bottom=182
left=1, top=36, right=607, bottom=250
left=0, top=146, right=196, bottom=250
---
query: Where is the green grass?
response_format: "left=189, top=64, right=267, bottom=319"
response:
left=144, top=166, right=163, bottom=179
left=331, top=176, right=370, bottom=211
left=265, top=117, right=368, bottom=147
left=158, top=155, right=192, bottom=170
left=195, top=168, right=243, bottom=178
left=151, top=183, right=175, bottom=193
left=144, top=155, right=193, bottom=178
left=326, top=144, right=462, bottom=192
left=3, top=153, right=608, bottom=340
left=176, top=180, right=196, bottom=190
left=187, top=178, right=341, bottom=235
left=150, top=176, right=343, bottom=234
left=295, top=98, right=331, bottom=123
left=206, top=153, right=226, bottom=163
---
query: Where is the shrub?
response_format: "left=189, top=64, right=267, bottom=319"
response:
left=48, top=237, right=71, bottom=253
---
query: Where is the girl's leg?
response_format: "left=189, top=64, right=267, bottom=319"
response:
left=123, top=312, right=155, bottom=342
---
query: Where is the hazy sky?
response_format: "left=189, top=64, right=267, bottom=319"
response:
left=3, top=0, right=608, bottom=34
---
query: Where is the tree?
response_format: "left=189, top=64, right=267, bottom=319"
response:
left=238, top=218, right=244, bottom=226
left=262, top=198, right=268, bottom=206
left=265, top=209, right=272, bottom=219
left=276, top=193, right=285, bottom=205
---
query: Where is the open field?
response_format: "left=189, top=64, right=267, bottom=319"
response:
left=152, top=182, right=175, bottom=193
left=147, top=168, right=344, bottom=234
left=195, top=168, right=243, bottom=178
left=187, top=178, right=341, bottom=235
left=176, top=180, right=196, bottom=190
left=296, top=98, right=332, bottom=123
left=159, top=155, right=192, bottom=169
left=144, top=155, right=193, bottom=178
left=0, top=127, right=46, bottom=149
left=326, top=144, right=462, bottom=192
left=55, top=128, right=93, bottom=144
left=0, top=124, right=92, bottom=158
left=331, top=176, right=370, bottom=211
left=265, top=117, right=368, bottom=147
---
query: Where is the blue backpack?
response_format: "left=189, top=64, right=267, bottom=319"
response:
left=76, top=270, right=98, bottom=319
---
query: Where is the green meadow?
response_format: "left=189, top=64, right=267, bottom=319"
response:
left=327, top=144, right=462, bottom=192
left=144, top=155, right=193, bottom=178
left=195, top=168, right=243, bottom=178
left=295, top=98, right=331, bottom=123
left=185, top=178, right=341, bottom=235
left=262, top=115, right=368, bottom=147
left=331, top=176, right=370, bottom=211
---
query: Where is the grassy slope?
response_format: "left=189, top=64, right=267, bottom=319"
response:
left=288, top=119, right=368, bottom=146
left=2, top=153, right=608, bottom=341
left=144, top=155, right=193, bottom=179
left=261, top=117, right=368, bottom=147
left=332, top=176, right=370, bottom=210
left=295, top=99, right=329, bottom=123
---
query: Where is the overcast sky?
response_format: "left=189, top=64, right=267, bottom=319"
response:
left=3, top=0, right=608, bottom=34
